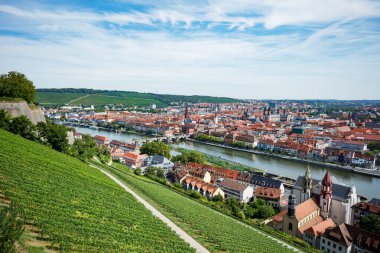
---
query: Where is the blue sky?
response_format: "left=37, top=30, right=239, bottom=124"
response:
left=0, top=0, right=379, bottom=99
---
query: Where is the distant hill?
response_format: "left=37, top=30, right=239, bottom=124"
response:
left=0, top=129, right=194, bottom=252
left=36, top=88, right=240, bottom=106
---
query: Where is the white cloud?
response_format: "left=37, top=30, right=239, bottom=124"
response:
left=0, top=1, right=379, bottom=99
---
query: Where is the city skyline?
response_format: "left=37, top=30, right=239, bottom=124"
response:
left=1, top=0, right=380, bottom=99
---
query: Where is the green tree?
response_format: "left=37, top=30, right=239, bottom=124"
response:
left=46, top=123, right=69, bottom=152
left=368, top=142, right=380, bottom=152
left=9, top=115, right=36, bottom=140
left=360, top=214, right=380, bottom=234
left=255, top=205, right=275, bottom=219
left=72, top=134, right=97, bottom=162
left=212, top=194, right=224, bottom=202
left=0, top=71, right=36, bottom=103
left=172, top=150, right=206, bottom=164
left=134, top=168, right=142, bottom=176
left=144, top=166, right=157, bottom=177
left=140, top=142, right=171, bottom=159
left=0, top=203, right=24, bottom=253
left=0, top=110, right=11, bottom=130
left=155, top=167, right=165, bottom=178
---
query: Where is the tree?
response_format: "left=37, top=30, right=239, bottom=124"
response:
left=172, top=150, right=205, bottom=164
left=46, top=123, right=69, bottom=152
left=72, top=134, right=97, bottom=162
left=140, top=142, right=171, bottom=159
left=0, top=110, right=11, bottom=130
left=0, top=71, right=36, bottom=103
left=0, top=203, right=24, bottom=253
left=9, top=115, right=36, bottom=140
left=212, top=194, right=224, bottom=202
left=360, top=214, right=380, bottom=234
left=144, top=166, right=157, bottom=177
left=134, top=168, right=142, bottom=176
left=156, top=167, right=165, bottom=178
left=255, top=205, right=275, bottom=219
left=368, top=142, right=380, bottom=152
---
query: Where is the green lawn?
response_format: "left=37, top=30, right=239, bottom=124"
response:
left=104, top=163, right=296, bottom=253
left=0, top=130, right=194, bottom=252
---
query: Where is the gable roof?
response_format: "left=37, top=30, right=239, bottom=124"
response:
left=323, top=223, right=380, bottom=252
left=251, top=175, right=283, bottom=189
left=304, top=218, right=336, bottom=237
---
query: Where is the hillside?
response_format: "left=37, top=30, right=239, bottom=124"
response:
left=36, top=88, right=240, bottom=106
left=102, top=163, right=296, bottom=253
left=0, top=130, right=194, bottom=252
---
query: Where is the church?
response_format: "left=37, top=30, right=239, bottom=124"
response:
left=270, top=169, right=359, bottom=239
left=292, top=168, right=360, bottom=225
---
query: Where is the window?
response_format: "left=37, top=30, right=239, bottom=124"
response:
left=322, top=246, right=325, bottom=251
left=333, top=243, right=336, bottom=248
left=339, top=246, right=342, bottom=251
left=328, top=241, right=331, bottom=246
left=322, top=239, right=325, bottom=243
left=288, top=223, right=293, bottom=231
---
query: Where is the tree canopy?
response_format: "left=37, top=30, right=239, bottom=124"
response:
left=0, top=71, right=36, bottom=103
left=140, top=142, right=171, bottom=159
left=172, top=150, right=206, bottom=164
left=360, top=214, right=380, bottom=234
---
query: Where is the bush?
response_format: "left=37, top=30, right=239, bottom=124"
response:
left=0, top=203, right=24, bottom=253
left=134, top=168, right=142, bottom=176
left=189, top=191, right=203, bottom=199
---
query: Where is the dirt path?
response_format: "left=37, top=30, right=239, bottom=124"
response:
left=90, top=164, right=210, bottom=253
left=67, top=94, right=90, bottom=105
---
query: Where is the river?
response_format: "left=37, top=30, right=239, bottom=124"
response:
left=74, top=126, right=380, bottom=200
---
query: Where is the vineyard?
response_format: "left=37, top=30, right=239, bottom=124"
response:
left=0, top=130, right=194, bottom=252
left=104, top=163, right=297, bottom=253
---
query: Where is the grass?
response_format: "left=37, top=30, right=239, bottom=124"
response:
left=0, top=129, right=194, bottom=252
left=72, top=94, right=167, bottom=107
left=36, top=92, right=86, bottom=104
left=102, top=162, right=296, bottom=253
left=0, top=97, right=25, bottom=102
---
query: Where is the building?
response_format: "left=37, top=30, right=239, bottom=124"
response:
left=217, top=178, right=253, bottom=203
left=143, top=155, right=174, bottom=173
left=254, top=186, right=281, bottom=208
left=293, top=170, right=360, bottom=225
left=250, top=175, right=285, bottom=196
left=351, top=201, right=380, bottom=227
left=320, top=223, right=380, bottom=253
left=181, top=175, right=225, bottom=200
left=303, top=218, right=336, bottom=248
left=94, top=135, right=109, bottom=146
left=329, top=140, right=367, bottom=152
left=123, top=152, right=148, bottom=168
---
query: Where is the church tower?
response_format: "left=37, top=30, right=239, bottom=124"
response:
left=320, top=170, right=333, bottom=218
left=301, top=166, right=313, bottom=203
left=184, top=103, right=189, bottom=119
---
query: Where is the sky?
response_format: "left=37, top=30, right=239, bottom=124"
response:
left=0, top=0, right=379, bottom=99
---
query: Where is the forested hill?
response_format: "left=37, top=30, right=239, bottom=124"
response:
left=36, top=88, right=240, bottom=106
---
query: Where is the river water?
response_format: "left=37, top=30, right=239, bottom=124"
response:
left=74, top=126, right=380, bottom=200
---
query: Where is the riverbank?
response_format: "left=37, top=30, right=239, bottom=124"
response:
left=188, top=139, right=380, bottom=179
